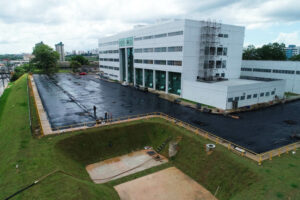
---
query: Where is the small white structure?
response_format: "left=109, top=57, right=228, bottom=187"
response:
left=98, top=19, right=286, bottom=110
left=241, top=60, right=300, bottom=93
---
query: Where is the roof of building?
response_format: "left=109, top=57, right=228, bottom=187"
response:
left=213, top=79, right=264, bottom=86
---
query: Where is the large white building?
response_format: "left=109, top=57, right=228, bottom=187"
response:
left=98, top=19, right=285, bottom=110
left=242, top=60, right=300, bottom=93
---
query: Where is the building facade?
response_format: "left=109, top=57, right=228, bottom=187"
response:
left=285, top=45, right=300, bottom=59
left=99, top=19, right=285, bottom=110
left=241, top=60, right=300, bottom=93
left=55, top=42, right=65, bottom=61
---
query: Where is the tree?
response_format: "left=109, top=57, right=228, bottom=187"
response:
left=290, top=54, right=300, bottom=61
left=243, top=45, right=260, bottom=60
left=70, top=55, right=89, bottom=65
left=243, top=43, right=286, bottom=61
left=31, top=43, right=59, bottom=74
left=70, top=60, right=81, bottom=72
left=257, top=43, right=286, bottom=60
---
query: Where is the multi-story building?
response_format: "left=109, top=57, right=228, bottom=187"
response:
left=285, top=45, right=300, bottom=59
left=98, top=19, right=285, bottom=110
left=55, top=42, right=65, bottom=61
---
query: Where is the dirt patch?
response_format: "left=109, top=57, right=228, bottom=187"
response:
left=86, top=150, right=168, bottom=184
left=114, top=167, right=217, bottom=200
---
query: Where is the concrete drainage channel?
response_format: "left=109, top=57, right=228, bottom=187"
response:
left=31, top=74, right=300, bottom=157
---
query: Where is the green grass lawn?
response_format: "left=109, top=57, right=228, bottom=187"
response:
left=0, top=74, right=299, bottom=200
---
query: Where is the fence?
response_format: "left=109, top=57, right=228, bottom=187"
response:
left=48, top=111, right=299, bottom=164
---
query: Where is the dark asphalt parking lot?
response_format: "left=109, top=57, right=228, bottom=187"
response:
left=34, top=73, right=300, bottom=153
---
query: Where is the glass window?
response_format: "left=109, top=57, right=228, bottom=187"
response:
left=266, top=92, right=270, bottom=96
left=260, top=92, right=264, bottom=97
left=228, top=98, right=233, bottom=102
left=247, top=95, right=251, bottom=99
left=222, top=60, right=226, bottom=68
left=241, top=96, right=245, bottom=100
left=154, top=33, right=167, bottom=38
left=154, top=47, right=167, bottom=52
left=134, top=48, right=142, bottom=53
left=217, top=47, right=223, bottom=55
left=167, top=60, right=182, bottom=66
left=234, top=97, right=239, bottom=101
left=134, top=59, right=143, bottom=63
left=168, top=46, right=182, bottom=52
left=154, top=60, right=166, bottom=65
left=143, top=48, right=153, bottom=53
left=168, top=31, right=183, bottom=36
left=223, top=48, right=227, bottom=56
left=143, top=35, right=153, bottom=40
left=271, top=91, right=275, bottom=95
left=253, top=94, right=258, bottom=98
left=143, top=60, right=153, bottom=64
left=134, top=37, right=143, bottom=41
left=224, top=34, right=228, bottom=38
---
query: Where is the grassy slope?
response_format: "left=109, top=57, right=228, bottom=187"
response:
left=0, top=74, right=299, bottom=200
left=0, top=75, right=118, bottom=200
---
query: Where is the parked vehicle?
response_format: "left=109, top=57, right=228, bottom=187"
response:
left=79, top=72, right=87, bottom=75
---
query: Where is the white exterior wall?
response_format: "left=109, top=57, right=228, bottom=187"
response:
left=182, top=81, right=228, bottom=109
left=226, top=80, right=286, bottom=109
left=241, top=60, right=300, bottom=93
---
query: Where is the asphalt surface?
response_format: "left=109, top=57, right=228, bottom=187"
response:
left=34, top=74, right=300, bottom=153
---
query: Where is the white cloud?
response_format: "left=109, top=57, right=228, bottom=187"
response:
left=274, top=32, right=300, bottom=45
left=0, top=0, right=300, bottom=53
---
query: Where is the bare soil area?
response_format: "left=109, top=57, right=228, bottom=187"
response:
left=114, top=167, right=217, bottom=200
left=86, top=150, right=168, bottom=184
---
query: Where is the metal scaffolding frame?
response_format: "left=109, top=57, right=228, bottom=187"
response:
left=198, top=20, right=221, bottom=82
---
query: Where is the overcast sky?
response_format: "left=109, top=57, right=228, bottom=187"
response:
left=1, top=0, right=300, bottom=54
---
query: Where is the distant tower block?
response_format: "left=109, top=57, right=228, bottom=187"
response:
left=55, top=42, right=65, bottom=61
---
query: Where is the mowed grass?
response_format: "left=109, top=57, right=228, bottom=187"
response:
left=0, top=74, right=299, bottom=200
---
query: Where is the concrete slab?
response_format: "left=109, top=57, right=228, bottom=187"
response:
left=114, top=167, right=217, bottom=200
left=86, top=150, right=168, bottom=184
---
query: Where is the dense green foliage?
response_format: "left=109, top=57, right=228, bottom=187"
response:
left=70, top=60, right=81, bottom=72
left=31, top=43, right=59, bottom=74
left=69, top=55, right=89, bottom=65
left=290, top=54, right=300, bottom=61
left=243, top=43, right=286, bottom=60
left=10, top=64, right=32, bottom=81
left=0, top=54, right=23, bottom=61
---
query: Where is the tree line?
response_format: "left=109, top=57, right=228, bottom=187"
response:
left=243, top=42, right=300, bottom=61
left=10, top=42, right=90, bottom=81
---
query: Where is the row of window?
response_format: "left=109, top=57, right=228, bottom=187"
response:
left=100, top=65, right=120, bottom=71
left=134, top=31, right=183, bottom=41
left=99, top=50, right=119, bottom=54
left=228, top=91, right=276, bottom=102
left=241, top=67, right=300, bottom=75
left=218, top=33, right=229, bottom=38
left=204, top=60, right=226, bottom=69
left=102, top=72, right=118, bottom=78
left=99, top=58, right=119, bottom=62
left=134, top=46, right=183, bottom=53
left=134, top=59, right=182, bottom=66
left=205, top=47, right=227, bottom=56
left=99, top=41, right=118, bottom=47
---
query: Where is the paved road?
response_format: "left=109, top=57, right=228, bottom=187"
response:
left=34, top=74, right=300, bottom=153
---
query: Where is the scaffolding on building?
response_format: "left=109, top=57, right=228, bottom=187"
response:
left=198, top=20, right=221, bottom=82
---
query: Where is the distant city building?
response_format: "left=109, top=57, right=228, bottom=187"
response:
left=285, top=45, right=300, bottom=59
left=55, top=42, right=65, bottom=61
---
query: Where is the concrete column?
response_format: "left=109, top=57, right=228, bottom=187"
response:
left=153, top=70, right=156, bottom=90
left=133, top=68, right=136, bottom=85
left=125, top=48, right=128, bottom=82
left=142, top=68, right=145, bottom=87
left=165, top=71, right=168, bottom=93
